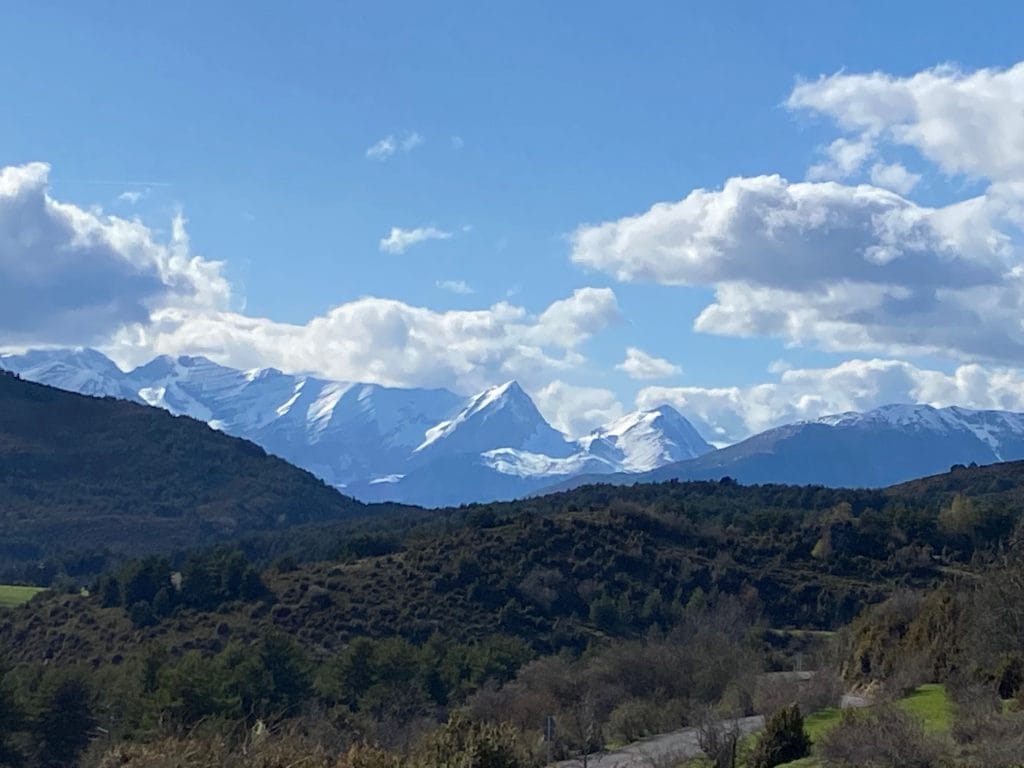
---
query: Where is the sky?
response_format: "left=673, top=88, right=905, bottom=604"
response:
left=4, top=1, right=1024, bottom=443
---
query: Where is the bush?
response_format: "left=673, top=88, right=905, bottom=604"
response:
left=819, top=706, right=948, bottom=768
left=607, top=698, right=659, bottom=743
left=413, top=713, right=530, bottom=768
left=748, top=704, right=810, bottom=768
left=995, top=655, right=1024, bottom=700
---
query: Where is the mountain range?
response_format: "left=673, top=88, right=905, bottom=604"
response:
left=7, top=348, right=1024, bottom=504
left=0, top=349, right=713, bottom=506
left=546, top=402, right=1024, bottom=493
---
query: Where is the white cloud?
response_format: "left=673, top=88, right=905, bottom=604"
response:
left=436, top=279, right=475, bottom=294
left=104, top=288, right=621, bottom=396
left=572, top=172, right=1024, bottom=363
left=0, top=162, right=228, bottom=347
left=379, top=226, right=452, bottom=254
left=869, top=162, right=921, bottom=194
left=788, top=62, right=1024, bottom=183
left=534, top=380, right=624, bottom=437
left=451, top=135, right=465, bottom=150
left=616, top=347, right=681, bottom=379
left=1, top=162, right=625, bottom=402
left=366, top=136, right=396, bottom=161
left=401, top=132, right=424, bottom=152
left=807, top=135, right=875, bottom=181
left=638, top=358, right=1024, bottom=445
left=117, top=189, right=147, bottom=205
left=366, top=131, right=424, bottom=161
left=529, top=287, right=621, bottom=346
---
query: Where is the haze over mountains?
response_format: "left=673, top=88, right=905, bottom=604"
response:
left=0, top=349, right=714, bottom=506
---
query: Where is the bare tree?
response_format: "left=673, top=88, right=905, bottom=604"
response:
left=564, top=688, right=603, bottom=768
left=695, top=711, right=741, bottom=768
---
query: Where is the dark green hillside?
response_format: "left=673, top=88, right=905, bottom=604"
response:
left=5, top=461, right=1024, bottom=765
left=0, top=370, right=367, bottom=575
left=12, top=461, right=1024, bottom=667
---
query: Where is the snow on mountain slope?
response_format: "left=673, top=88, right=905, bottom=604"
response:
left=0, top=348, right=142, bottom=401
left=3, top=348, right=712, bottom=504
left=481, top=448, right=617, bottom=478
left=578, top=405, right=714, bottom=472
left=609, top=402, right=1024, bottom=491
left=415, top=380, right=575, bottom=459
left=813, top=403, right=1024, bottom=461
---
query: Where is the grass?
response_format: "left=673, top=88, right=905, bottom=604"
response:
left=0, top=584, right=45, bottom=609
left=896, top=683, right=954, bottom=732
left=771, top=684, right=953, bottom=768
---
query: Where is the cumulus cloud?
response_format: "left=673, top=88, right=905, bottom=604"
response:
left=380, top=226, right=452, bottom=254
left=366, top=132, right=424, bottom=161
left=638, top=358, right=1024, bottom=445
left=807, top=135, right=875, bottom=181
left=104, top=287, right=621, bottom=396
left=572, top=172, right=1024, bottom=363
left=788, top=62, right=1024, bottom=182
left=436, top=279, right=475, bottom=294
left=0, top=161, right=625, bottom=402
left=568, top=61, right=1024, bottom=367
left=0, top=162, right=228, bottom=348
left=616, top=347, right=681, bottom=379
left=869, top=162, right=921, bottom=194
left=529, top=288, right=621, bottom=346
left=533, top=380, right=624, bottom=437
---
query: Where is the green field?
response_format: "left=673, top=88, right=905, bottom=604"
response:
left=897, top=683, right=954, bottom=732
left=772, top=684, right=952, bottom=768
left=0, top=584, right=45, bottom=608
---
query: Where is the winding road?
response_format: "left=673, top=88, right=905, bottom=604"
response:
left=553, top=715, right=766, bottom=768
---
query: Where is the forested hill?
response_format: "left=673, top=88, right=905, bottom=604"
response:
left=8, top=460, right=1024, bottom=668
left=0, top=370, right=368, bottom=573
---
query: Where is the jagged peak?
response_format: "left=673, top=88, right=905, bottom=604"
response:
left=415, top=380, right=562, bottom=454
left=591, top=404, right=690, bottom=437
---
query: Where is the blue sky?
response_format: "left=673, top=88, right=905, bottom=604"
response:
left=4, top=2, right=1024, bottom=441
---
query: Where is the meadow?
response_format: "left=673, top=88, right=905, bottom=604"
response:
left=0, top=584, right=44, bottom=608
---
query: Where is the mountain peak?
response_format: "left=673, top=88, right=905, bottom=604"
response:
left=650, top=403, right=685, bottom=418
left=415, top=380, right=573, bottom=457
left=474, top=379, right=526, bottom=404
left=579, top=404, right=713, bottom=471
left=0, top=347, right=134, bottom=400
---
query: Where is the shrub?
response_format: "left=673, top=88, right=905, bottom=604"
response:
left=819, top=706, right=948, bottom=768
left=995, top=655, right=1024, bottom=700
left=413, top=713, right=530, bottom=768
left=607, top=698, right=659, bottom=743
left=748, top=704, right=810, bottom=768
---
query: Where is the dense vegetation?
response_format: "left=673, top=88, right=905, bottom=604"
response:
left=5, top=374, right=1024, bottom=765
left=0, top=370, right=379, bottom=582
left=11, top=463, right=1024, bottom=668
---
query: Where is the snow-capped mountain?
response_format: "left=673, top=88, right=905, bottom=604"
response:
left=10, top=347, right=1024, bottom=502
left=813, top=404, right=1024, bottom=460
left=415, top=381, right=575, bottom=459
left=1, top=348, right=143, bottom=401
left=578, top=405, right=714, bottom=471
left=550, top=402, right=1024, bottom=493
left=0, top=348, right=708, bottom=506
